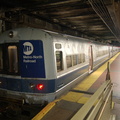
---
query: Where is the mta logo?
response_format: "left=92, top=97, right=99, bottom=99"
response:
left=23, top=42, right=34, bottom=55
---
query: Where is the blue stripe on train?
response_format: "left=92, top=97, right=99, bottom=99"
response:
left=0, top=56, right=109, bottom=93
left=0, top=65, right=88, bottom=93
left=0, top=77, right=55, bottom=93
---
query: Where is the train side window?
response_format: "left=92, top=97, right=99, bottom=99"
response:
left=55, top=44, right=62, bottom=49
left=78, top=54, right=82, bottom=64
left=66, top=55, right=72, bottom=68
left=56, top=51, right=63, bottom=72
left=73, top=55, right=77, bottom=66
left=0, top=46, right=3, bottom=72
left=8, top=46, right=18, bottom=73
left=78, top=53, right=85, bottom=64
left=81, top=53, right=85, bottom=62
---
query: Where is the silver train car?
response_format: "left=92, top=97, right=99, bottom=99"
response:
left=0, top=28, right=119, bottom=104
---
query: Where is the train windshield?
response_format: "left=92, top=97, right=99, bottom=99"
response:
left=0, top=43, right=19, bottom=75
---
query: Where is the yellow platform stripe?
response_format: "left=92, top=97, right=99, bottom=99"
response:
left=32, top=99, right=61, bottom=120
left=32, top=102, right=56, bottom=120
left=61, top=53, right=120, bottom=103
left=74, top=53, right=119, bottom=91
left=62, top=92, right=83, bottom=102
left=77, top=96, right=90, bottom=104
left=32, top=52, right=119, bottom=120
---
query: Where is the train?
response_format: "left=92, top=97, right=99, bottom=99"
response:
left=0, top=27, right=119, bottom=104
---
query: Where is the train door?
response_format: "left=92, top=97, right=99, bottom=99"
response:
left=89, top=45, right=93, bottom=73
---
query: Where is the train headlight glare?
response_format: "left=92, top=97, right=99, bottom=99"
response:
left=9, top=31, right=13, bottom=38
left=8, top=31, right=18, bottom=38
left=30, top=83, right=35, bottom=89
left=0, top=81, right=2, bottom=84
left=37, top=84, right=44, bottom=90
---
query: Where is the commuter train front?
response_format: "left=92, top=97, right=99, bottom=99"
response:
left=0, top=28, right=119, bottom=104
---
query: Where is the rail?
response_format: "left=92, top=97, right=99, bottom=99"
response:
left=71, top=80, right=113, bottom=120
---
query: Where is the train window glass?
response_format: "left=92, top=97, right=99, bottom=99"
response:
left=81, top=53, right=85, bottom=62
left=8, top=46, right=18, bottom=73
left=0, top=46, right=3, bottom=72
left=55, top=44, right=62, bottom=49
left=56, top=51, right=63, bottom=72
left=73, top=55, right=77, bottom=66
left=66, top=55, right=72, bottom=68
left=78, top=53, right=85, bottom=64
left=78, top=54, right=82, bottom=64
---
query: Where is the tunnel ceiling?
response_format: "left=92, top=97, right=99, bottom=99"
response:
left=0, top=0, right=120, bottom=45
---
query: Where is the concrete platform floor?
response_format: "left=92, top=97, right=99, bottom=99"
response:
left=33, top=53, right=120, bottom=120
left=111, top=54, right=120, bottom=120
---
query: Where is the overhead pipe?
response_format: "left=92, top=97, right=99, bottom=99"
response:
left=88, top=0, right=119, bottom=42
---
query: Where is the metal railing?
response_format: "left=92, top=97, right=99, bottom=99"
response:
left=71, top=79, right=113, bottom=120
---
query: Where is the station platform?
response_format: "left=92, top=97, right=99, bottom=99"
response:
left=32, top=52, right=120, bottom=120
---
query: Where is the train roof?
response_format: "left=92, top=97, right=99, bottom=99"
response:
left=0, top=27, right=111, bottom=46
